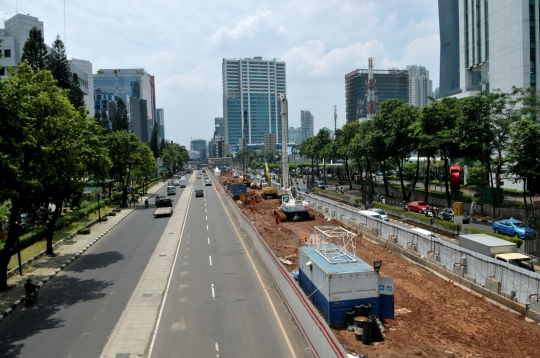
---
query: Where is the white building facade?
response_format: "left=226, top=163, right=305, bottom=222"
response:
left=407, top=65, right=433, bottom=108
left=457, top=0, right=538, bottom=98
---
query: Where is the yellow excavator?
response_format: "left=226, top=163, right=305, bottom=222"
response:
left=261, top=162, right=279, bottom=199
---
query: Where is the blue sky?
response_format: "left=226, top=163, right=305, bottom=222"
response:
left=2, top=0, right=440, bottom=147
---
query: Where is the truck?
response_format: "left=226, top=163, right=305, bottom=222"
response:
left=458, top=234, right=534, bottom=271
left=231, top=183, right=247, bottom=199
left=154, top=198, right=173, bottom=217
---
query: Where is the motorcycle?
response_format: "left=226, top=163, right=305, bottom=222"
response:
left=144, top=200, right=149, bottom=208
left=24, top=291, right=38, bottom=306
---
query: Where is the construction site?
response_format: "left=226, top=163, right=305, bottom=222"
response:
left=217, top=168, right=540, bottom=357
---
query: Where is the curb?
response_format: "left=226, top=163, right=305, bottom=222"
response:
left=0, top=183, right=166, bottom=322
left=471, top=218, right=494, bottom=224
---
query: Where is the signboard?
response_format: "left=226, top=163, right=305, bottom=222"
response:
left=454, top=202, right=463, bottom=225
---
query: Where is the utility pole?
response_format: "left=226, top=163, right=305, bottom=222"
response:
left=279, top=94, right=289, bottom=191
left=243, top=110, right=248, bottom=179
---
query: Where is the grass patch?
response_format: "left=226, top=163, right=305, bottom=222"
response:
left=6, top=204, right=116, bottom=270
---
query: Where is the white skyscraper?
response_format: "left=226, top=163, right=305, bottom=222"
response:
left=300, top=110, right=314, bottom=143
left=407, top=65, right=433, bottom=109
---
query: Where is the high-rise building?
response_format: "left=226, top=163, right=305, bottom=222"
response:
left=69, top=59, right=94, bottom=117
left=438, top=0, right=460, bottom=98
left=300, top=110, right=314, bottom=143
left=222, top=57, right=286, bottom=149
left=1, top=14, right=94, bottom=115
left=345, top=68, right=409, bottom=122
left=191, top=139, right=207, bottom=160
left=214, top=117, right=224, bottom=137
left=130, top=98, right=149, bottom=143
left=288, top=127, right=302, bottom=146
left=156, top=108, right=165, bottom=141
left=0, top=14, right=43, bottom=73
left=407, top=65, right=433, bottom=109
left=263, top=133, right=276, bottom=158
left=94, top=68, right=155, bottom=128
left=94, top=89, right=131, bottom=131
left=454, top=0, right=538, bottom=97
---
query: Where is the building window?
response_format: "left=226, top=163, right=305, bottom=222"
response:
left=4, top=49, right=11, bottom=57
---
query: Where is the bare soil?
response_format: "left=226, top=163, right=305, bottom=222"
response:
left=220, top=171, right=540, bottom=357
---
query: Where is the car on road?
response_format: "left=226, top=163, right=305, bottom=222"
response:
left=197, top=175, right=202, bottom=179
left=298, top=187, right=309, bottom=195
left=205, top=180, right=212, bottom=186
left=195, top=189, right=204, bottom=197
left=440, top=207, right=454, bottom=221
left=492, top=218, right=535, bottom=239
left=316, top=181, right=325, bottom=190
left=173, top=179, right=180, bottom=186
left=155, top=195, right=164, bottom=205
left=368, top=208, right=389, bottom=221
left=406, top=201, right=432, bottom=214
left=167, top=186, right=176, bottom=195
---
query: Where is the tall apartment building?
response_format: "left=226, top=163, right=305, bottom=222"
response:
left=300, top=110, right=314, bottom=143
left=94, top=68, right=156, bottom=141
left=454, top=0, right=539, bottom=98
left=214, top=117, right=224, bottom=137
left=222, top=57, right=286, bottom=150
left=345, top=69, right=409, bottom=122
left=263, top=133, right=277, bottom=158
left=156, top=108, right=165, bottom=141
left=438, top=0, right=461, bottom=98
left=407, top=65, right=433, bottom=109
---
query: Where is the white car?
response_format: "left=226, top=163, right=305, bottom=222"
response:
left=167, top=186, right=176, bottom=195
left=368, top=208, right=389, bottom=221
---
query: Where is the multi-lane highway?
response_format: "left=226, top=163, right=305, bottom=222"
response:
left=0, top=172, right=313, bottom=358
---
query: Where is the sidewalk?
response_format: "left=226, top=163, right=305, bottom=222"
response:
left=0, top=181, right=167, bottom=321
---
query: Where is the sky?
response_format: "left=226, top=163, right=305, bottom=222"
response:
left=1, top=0, right=440, bottom=148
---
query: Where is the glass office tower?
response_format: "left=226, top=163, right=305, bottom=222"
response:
left=438, top=0, right=460, bottom=97
left=222, top=57, right=286, bottom=148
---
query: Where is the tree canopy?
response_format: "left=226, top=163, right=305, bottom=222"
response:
left=21, top=27, right=48, bottom=72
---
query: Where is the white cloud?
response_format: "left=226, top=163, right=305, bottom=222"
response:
left=210, top=10, right=281, bottom=44
left=161, top=61, right=219, bottom=92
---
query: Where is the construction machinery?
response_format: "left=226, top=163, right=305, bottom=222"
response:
left=261, top=162, right=279, bottom=199
left=272, top=94, right=314, bottom=222
left=275, top=186, right=315, bottom=222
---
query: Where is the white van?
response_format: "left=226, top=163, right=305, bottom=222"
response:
left=179, top=178, right=186, bottom=188
left=359, top=210, right=384, bottom=221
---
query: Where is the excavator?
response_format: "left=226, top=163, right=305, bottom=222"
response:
left=261, top=162, right=279, bottom=199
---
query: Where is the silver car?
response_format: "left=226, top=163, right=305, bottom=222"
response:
left=368, top=208, right=389, bottom=221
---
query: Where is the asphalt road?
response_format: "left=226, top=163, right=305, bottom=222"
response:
left=0, top=174, right=313, bottom=358
left=148, top=174, right=312, bottom=358
left=0, top=181, right=187, bottom=358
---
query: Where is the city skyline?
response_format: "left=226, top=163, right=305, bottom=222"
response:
left=0, top=0, right=440, bottom=148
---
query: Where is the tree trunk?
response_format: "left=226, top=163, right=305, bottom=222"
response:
left=344, top=156, right=352, bottom=190
left=424, top=155, right=431, bottom=203
left=45, top=198, right=64, bottom=255
left=488, top=165, right=496, bottom=218
left=311, top=157, right=314, bottom=188
left=323, top=160, right=327, bottom=184
left=365, top=155, right=374, bottom=204
left=0, top=201, right=23, bottom=289
left=397, top=160, right=406, bottom=200
left=356, top=158, right=366, bottom=206
left=411, top=153, right=421, bottom=200
left=443, top=157, right=451, bottom=207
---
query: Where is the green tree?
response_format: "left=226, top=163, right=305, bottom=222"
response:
left=69, top=72, right=86, bottom=109
left=46, top=35, right=71, bottom=89
left=149, top=122, right=159, bottom=158
left=21, top=27, right=48, bottom=72
left=0, top=63, right=90, bottom=287
left=299, top=137, right=316, bottom=187
left=106, top=131, right=149, bottom=207
left=112, top=98, right=130, bottom=132
left=159, top=137, right=166, bottom=155
left=313, top=129, right=332, bottom=182
left=337, top=122, right=360, bottom=190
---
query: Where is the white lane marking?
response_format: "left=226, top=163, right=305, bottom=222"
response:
left=148, top=187, right=193, bottom=358
left=223, top=198, right=297, bottom=358
left=206, top=216, right=208, bottom=220
left=208, top=237, right=210, bottom=245
left=207, top=225, right=209, bottom=230
left=205, top=209, right=207, bottom=213
left=216, top=342, right=219, bottom=357
left=211, top=283, right=215, bottom=299
left=209, top=255, right=212, bottom=266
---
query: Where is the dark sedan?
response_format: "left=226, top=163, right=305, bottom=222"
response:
left=195, top=189, right=204, bottom=197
